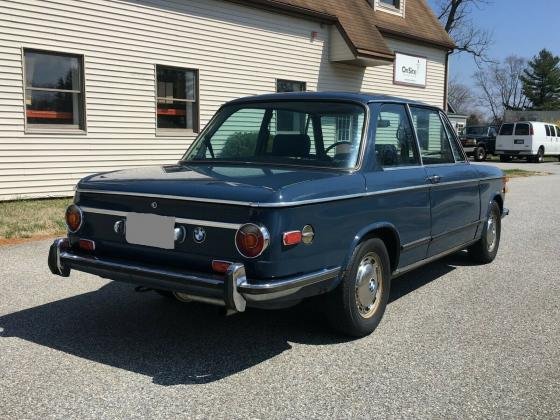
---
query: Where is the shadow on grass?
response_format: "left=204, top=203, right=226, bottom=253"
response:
left=0, top=253, right=469, bottom=386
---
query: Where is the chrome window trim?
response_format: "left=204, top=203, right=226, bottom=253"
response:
left=180, top=98, right=371, bottom=173
left=81, top=206, right=242, bottom=230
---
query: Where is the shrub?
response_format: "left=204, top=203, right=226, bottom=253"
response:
left=220, top=132, right=258, bottom=158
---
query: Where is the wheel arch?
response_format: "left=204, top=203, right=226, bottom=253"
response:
left=344, top=222, right=401, bottom=274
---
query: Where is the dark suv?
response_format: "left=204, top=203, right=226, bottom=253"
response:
left=460, top=126, right=498, bottom=161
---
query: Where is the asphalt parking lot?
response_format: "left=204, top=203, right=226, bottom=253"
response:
left=1, top=161, right=559, bottom=419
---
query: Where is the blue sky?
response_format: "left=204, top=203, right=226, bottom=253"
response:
left=427, top=0, right=560, bottom=85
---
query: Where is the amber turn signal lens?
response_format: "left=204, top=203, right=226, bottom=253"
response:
left=78, top=239, right=96, bottom=252
left=212, top=260, right=232, bottom=274
left=283, top=231, right=302, bottom=246
left=235, top=223, right=270, bottom=258
left=65, top=204, right=83, bottom=233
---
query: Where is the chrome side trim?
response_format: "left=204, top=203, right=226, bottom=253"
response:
left=392, top=239, right=479, bottom=278
left=401, top=236, right=431, bottom=251
left=81, top=206, right=242, bottom=230
left=77, top=176, right=500, bottom=209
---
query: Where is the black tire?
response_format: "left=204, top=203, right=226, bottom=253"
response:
left=499, top=155, right=511, bottom=162
left=326, top=238, right=391, bottom=337
left=535, top=147, right=545, bottom=163
left=474, top=146, right=487, bottom=162
left=468, top=201, right=501, bottom=264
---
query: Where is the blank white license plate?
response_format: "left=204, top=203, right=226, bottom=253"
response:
left=125, top=213, right=175, bottom=250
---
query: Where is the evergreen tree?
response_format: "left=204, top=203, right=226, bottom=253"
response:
left=520, top=49, right=560, bottom=110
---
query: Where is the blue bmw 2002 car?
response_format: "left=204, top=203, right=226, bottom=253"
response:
left=49, top=92, right=509, bottom=336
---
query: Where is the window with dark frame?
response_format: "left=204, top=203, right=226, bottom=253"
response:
left=156, top=66, right=198, bottom=132
left=276, top=79, right=306, bottom=93
left=379, top=0, right=400, bottom=9
left=24, top=49, right=85, bottom=130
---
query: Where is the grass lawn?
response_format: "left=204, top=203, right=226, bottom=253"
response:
left=0, top=198, right=72, bottom=240
left=503, top=169, right=550, bottom=178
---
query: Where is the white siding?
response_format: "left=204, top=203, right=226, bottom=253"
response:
left=0, top=0, right=447, bottom=200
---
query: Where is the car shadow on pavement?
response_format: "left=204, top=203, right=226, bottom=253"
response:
left=0, top=254, right=467, bottom=386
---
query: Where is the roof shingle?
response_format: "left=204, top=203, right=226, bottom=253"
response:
left=229, top=0, right=455, bottom=60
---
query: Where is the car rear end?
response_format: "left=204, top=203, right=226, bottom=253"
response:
left=495, top=122, right=534, bottom=157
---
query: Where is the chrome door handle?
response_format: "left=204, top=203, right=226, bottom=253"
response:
left=427, top=175, right=442, bottom=184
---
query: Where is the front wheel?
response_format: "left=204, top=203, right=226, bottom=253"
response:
left=326, top=238, right=391, bottom=337
left=474, top=146, right=487, bottom=162
left=468, top=201, right=501, bottom=264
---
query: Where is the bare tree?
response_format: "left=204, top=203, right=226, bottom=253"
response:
left=448, top=77, right=473, bottom=113
left=436, top=0, right=493, bottom=64
left=474, top=55, right=528, bottom=123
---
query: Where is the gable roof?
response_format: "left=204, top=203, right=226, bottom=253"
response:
left=228, top=0, right=455, bottom=61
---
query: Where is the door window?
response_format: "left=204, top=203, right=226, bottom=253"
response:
left=545, top=125, right=551, bottom=136
left=374, top=104, right=420, bottom=167
left=410, top=107, right=455, bottom=165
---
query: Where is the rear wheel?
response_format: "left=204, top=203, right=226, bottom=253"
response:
left=499, top=155, right=511, bottom=162
left=535, top=147, right=544, bottom=163
left=326, top=238, right=391, bottom=337
left=468, top=201, right=501, bottom=264
left=474, top=146, right=487, bottom=162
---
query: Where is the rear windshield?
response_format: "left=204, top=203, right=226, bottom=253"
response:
left=182, top=101, right=366, bottom=169
left=515, top=123, right=530, bottom=136
left=500, top=124, right=514, bottom=135
left=465, top=126, right=486, bottom=136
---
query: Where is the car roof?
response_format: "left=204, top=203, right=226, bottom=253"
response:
left=225, top=91, right=434, bottom=108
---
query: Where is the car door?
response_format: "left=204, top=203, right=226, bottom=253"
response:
left=409, top=106, right=481, bottom=257
left=555, top=126, right=560, bottom=153
left=364, top=103, right=430, bottom=268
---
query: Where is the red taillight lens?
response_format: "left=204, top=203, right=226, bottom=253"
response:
left=529, top=124, right=534, bottom=135
left=235, top=224, right=270, bottom=258
left=283, top=230, right=302, bottom=246
left=65, top=205, right=83, bottom=233
left=212, top=260, right=232, bottom=274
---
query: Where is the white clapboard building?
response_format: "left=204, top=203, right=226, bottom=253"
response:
left=0, top=0, right=454, bottom=200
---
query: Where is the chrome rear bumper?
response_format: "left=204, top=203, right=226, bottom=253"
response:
left=48, top=238, right=340, bottom=312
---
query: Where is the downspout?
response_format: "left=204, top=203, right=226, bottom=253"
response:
left=444, top=50, right=450, bottom=111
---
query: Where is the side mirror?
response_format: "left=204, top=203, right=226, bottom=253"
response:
left=377, top=120, right=391, bottom=128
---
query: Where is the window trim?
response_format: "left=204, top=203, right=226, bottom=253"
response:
left=440, top=111, right=467, bottom=163
left=407, top=104, right=459, bottom=166
left=22, top=47, right=87, bottom=135
left=155, top=64, right=200, bottom=136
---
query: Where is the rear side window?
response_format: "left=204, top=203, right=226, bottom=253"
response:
left=500, top=124, right=514, bottom=135
left=545, top=125, right=551, bottom=136
left=515, top=123, right=530, bottom=135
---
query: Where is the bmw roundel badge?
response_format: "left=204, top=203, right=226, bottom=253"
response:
left=193, top=227, right=206, bottom=243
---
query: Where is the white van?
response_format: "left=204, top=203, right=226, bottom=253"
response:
left=495, top=121, right=560, bottom=163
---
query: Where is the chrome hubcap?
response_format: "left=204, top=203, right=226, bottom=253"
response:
left=486, top=213, right=497, bottom=253
left=355, top=253, right=383, bottom=319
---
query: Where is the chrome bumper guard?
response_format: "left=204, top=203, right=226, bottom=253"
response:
left=48, top=239, right=340, bottom=313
